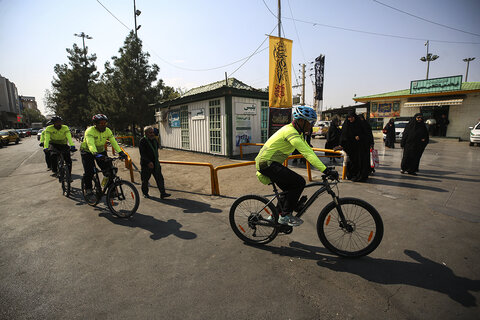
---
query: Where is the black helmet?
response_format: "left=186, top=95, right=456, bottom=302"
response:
left=92, top=114, right=108, bottom=123
left=51, top=115, right=63, bottom=123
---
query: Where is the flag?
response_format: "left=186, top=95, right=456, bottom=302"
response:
left=269, top=36, right=293, bottom=108
left=314, top=55, right=325, bottom=101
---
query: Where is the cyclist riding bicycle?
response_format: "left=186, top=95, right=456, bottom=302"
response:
left=80, top=114, right=126, bottom=196
left=39, top=119, right=53, bottom=170
left=255, top=106, right=338, bottom=227
left=43, top=116, right=77, bottom=176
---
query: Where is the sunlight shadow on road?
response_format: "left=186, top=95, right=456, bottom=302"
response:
left=253, top=241, right=480, bottom=307
left=152, top=197, right=223, bottom=214
left=99, top=212, right=197, bottom=241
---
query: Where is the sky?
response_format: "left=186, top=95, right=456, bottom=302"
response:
left=1, top=0, right=479, bottom=115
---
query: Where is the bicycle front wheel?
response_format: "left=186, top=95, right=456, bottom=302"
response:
left=229, top=195, right=279, bottom=245
left=106, top=180, right=140, bottom=218
left=61, top=166, right=71, bottom=197
left=317, top=197, right=383, bottom=258
left=81, top=176, right=101, bottom=206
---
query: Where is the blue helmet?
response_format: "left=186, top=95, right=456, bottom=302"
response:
left=292, top=106, right=317, bottom=122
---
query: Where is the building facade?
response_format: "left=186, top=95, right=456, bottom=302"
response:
left=154, top=78, right=269, bottom=157
left=0, top=75, right=22, bottom=129
left=354, top=77, right=480, bottom=140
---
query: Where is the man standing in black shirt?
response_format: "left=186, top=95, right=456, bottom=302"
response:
left=139, top=126, right=171, bottom=199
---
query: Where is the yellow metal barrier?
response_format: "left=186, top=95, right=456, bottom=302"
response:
left=158, top=160, right=217, bottom=195
left=213, top=161, right=256, bottom=195
left=239, top=143, right=265, bottom=159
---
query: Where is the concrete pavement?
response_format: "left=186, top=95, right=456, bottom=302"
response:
left=0, top=135, right=479, bottom=319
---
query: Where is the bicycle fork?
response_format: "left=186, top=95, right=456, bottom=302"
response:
left=327, top=189, right=353, bottom=233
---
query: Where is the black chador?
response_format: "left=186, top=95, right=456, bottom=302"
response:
left=401, top=113, right=429, bottom=175
left=340, top=112, right=371, bottom=182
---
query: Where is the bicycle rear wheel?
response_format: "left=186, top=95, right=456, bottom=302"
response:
left=106, top=180, right=139, bottom=218
left=61, top=165, right=71, bottom=197
left=229, top=195, right=279, bottom=245
left=317, top=197, right=383, bottom=258
left=81, top=176, right=101, bottom=206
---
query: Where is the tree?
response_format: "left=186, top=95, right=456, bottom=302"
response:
left=46, top=43, right=99, bottom=128
left=103, top=31, right=162, bottom=134
left=22, top=107, right=46, bottom=125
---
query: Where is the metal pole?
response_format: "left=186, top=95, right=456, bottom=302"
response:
left=278, top=0, right=281, bottom=38
left=463, top=58, right=475, bottom=82
left=301, top=64, right=305, bottom=105
left=466, top=60, right=470, bottom=82
left=134, top=0, right=138, bottom=38
left=426, top=40, right=430, bottom=80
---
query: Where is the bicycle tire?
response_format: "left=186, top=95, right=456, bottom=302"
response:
left=106, top=180, right=140, bottom=218
left=61, top=166, right=71, bottom=197
left=81, top=176, right=101, bottom=206
left=229, top=195, right=279, bottom=245
left=316, top=197, right=383, bottom=258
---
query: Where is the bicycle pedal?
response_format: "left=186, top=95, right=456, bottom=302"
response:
left=279, top=225, right=293, bottom=234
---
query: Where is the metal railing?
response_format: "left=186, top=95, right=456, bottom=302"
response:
left=158, top=160, right=217, bottom=195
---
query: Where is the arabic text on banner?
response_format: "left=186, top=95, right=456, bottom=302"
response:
left=269, top=36, right=293, bottom=108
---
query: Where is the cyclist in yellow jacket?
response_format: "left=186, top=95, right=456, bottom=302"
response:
left=80, top=114, right=126, bottom=194
left=256, top=106, right=338, bottom=226
left=43, top=116, right=76, bottom=175
left=39, top=120, right=53, bottom=170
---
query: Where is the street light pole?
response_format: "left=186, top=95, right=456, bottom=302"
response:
left=74, top=32, right=92, bottom=63
left=463, top=57, right=475, bottom=82
left=420, top=40, right=439, bottom=80
left=134, top=0, right=141, bottom=38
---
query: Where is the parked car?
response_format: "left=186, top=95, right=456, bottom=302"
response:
left=31, top=128, right=41, bottom=135
left=15, top=129, right=25, bottom=138
left=312, top=120, right=331, bottom=138
left=383, top=120, right=410, bottom=142
left=469, top=122, right=480, bottom=146
left=37, top=128, right=44, bottom=141
left=19, top=129, right=30, bottom=137
left=0, top=129, right=20, bottom=145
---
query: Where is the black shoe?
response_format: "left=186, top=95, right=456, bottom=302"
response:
left=400, top=170, right=405, bottom=174
left=161, top=192, right=171, bottom=199
left=408, top=172, right=417, bottom=176
left=143, top=194, right=150, bottom=199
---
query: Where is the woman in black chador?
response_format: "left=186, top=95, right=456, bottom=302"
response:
left=340, top=111, right=370, bottom=182
left=325, top=117, right=341, bottom=163
left=400, top=113, right=429, bottom=175
left=384, top=118, right=396, bottom=148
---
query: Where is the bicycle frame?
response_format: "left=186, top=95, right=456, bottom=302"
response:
left=267, top=178, right=350, bottom=229
left=92, top=160, right=120, bottom=196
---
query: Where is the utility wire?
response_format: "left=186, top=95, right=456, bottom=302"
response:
left=372, top=0, right=480, bottom=37
left=283, top=17, right=480, bottom=44
left=262, top=0, right=479, bottom=44
left=96, top=0, right=272, bottom=72
left=229, top=25, right=277, bottom=77
left=96, top=0, right=130, bottom=30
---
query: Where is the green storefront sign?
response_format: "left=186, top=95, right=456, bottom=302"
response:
left=410, top=75, right=462, bottom=94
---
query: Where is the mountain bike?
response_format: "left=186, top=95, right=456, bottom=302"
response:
left=50, top=147, right=76, bottom=197
left=81, top=156, right=140, bottom=218
left=229, top=173, right=384, bottom=258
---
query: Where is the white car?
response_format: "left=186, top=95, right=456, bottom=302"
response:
left=383, top=120, right=410, bottom=142
left=37, top=128, right=44, bottom=141
left=469, top=122, right=480, bottom=146
left=312, top=120, right=331, bottom=138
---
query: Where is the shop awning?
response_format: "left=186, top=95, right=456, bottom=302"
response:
left=404, top=99, right=463, bottom=107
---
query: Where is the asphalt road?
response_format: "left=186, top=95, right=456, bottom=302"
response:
left=0, top=135, right=479, bottom=319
